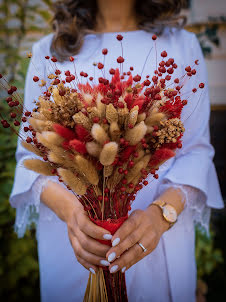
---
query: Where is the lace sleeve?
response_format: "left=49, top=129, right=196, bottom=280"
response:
left=157, top=181, right=211, bottom=235
left=14, top=175, right=58, bottom=238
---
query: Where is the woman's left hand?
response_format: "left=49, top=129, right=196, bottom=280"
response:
left=106, top=205, right=170, bottom=274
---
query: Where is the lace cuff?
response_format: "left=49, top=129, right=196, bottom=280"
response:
left=157, top=180, right=211, bottom=235
left=14, top=175, right=57, bottom=238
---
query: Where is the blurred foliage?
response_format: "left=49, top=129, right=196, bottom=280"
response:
left=0, top=0, right=224, bottom=301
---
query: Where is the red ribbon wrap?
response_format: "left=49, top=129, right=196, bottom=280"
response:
left=90, top=216, right=128, bottom=246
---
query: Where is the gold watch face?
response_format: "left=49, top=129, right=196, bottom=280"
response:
left=162, top=204, right=177, bottom=223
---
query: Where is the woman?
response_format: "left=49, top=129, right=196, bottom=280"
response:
left=10, top=0, right=224, bottom=301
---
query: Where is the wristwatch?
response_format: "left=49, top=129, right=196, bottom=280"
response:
left=152, top=200, right=177, bottom=229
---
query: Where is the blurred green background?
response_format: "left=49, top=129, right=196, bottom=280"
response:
left=0, top=1, right=225, bottom=301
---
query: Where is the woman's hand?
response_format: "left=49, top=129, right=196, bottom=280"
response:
left=66, top=204, right=113, bottom=274
left=41, top=181, right=112, bottom=274
left=106, top=205, right=170, bottom=274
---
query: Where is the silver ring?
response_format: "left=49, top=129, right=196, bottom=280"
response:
left=138, top=242, right=147, bottom=253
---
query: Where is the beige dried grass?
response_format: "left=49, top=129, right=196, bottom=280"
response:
left=21, top=141, right=43, bottom=157
left=99, top=142, right=118, bottom=166
left=57, top=168, right=87, bottom=195
left=75, top=155, right=99, bottom=185
left=125, top=121, right=147, bottom=145
left=24, top=159, right=54, bottom=176
left=106, top=104, right=118, bottom=124
left=91, top=124, right=109, bottom=145
left=73, top=112, right=92, bottom=130
left=86, top=142, right=102, bottom=157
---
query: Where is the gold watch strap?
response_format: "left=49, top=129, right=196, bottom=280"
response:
left=152, top=200, right=176, bottom=229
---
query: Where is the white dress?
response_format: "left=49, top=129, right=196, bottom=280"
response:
left=10, top=28, right=224, bottom=302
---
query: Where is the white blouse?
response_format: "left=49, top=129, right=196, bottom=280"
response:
left=10, top=27, right=224, bottom=302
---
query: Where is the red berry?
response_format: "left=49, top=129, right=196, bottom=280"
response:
left=104, top=188, right=109, bottom=193
left=55, top=69, right=61, bottom=75
left=129, top=183, right=134, bottom=188
left=89, top=76, right=93, bottom=81
left=122, top=178, right=127, bottom=184
left=102, top=48, right=108, bottom=55
left=152, top=34, right=157, bottom=40
left=118, top=168, right=123, bottom=174
left=104, top=196, right=109, bottom=202
left=143, top=180, right=148, bottom=186
left=128, top=123, right=133, bottom=129
left=118, top=102, right=124, bottom=109
left=33, top=76, right=39, bottom=82
left=195, top=60, right=199, bottom=65
left=69, top=56, right=74, bottom=61
left=133, top=74, right=141, bottom=82
left=21, top=117, right=27, bottom=122
left=98, top=195, right=103, bottom=201
left=25, top=111, right=31, bottom=117
left=65, top=70, right=71, bottom=76
left=124, top=169, right=128, bottom=175
left=165, top=75, right=171, bottom=81
left=51, top=56, right=57, bottom=62
left=120, top=186, right=126, bottom=192
left=185, top=66, right=191, bottom=72
left=130, top=66, right=134, bottom=71
left=199, top=83, right=205, bottom=89
left=10, top=112, right=16, bottom=118
left=24, top=127, right=29, bottom=132
left=161, top=51, right=167, bottom=57
left=174, top=78, right=179, bottom=84
left=116, top=34, right=123, bottom=41
left=45, top=56, right=50, bottom=59
left=192, top=88, right=197, bottom=93
left=117, top=56, right=124, bottom=64
left=182, top=100, right=188, bottom=105
left=93, top=117, right=100, bottom=123
left=154, top=174, right=159, bottom=179
left=191, top=69, right=196, bottom=75
left=26, top=137, right=32, bottom=143
left=177, top=142, right=182, bottom=148
left=98, top=62, right=104, bottom=69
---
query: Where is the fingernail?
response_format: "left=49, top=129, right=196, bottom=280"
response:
left=108, top=252, right=116, bottom=262
left=110, top=265, right=119, bottom=273
left=112, top=237, right=120, bottom=247
left=89, top=268, right=96, bottom=274
left=103, top=234, right=112, bottom=240
left=100, top=260, right=110, bottom=266
left=121, top=266, right=126, bottom=273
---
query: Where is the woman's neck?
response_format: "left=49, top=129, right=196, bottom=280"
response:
left=95, top=0, right=138, bottom=33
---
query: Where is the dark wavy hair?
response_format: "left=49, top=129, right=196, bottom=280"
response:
left=51, top=0, right=186, bottom=61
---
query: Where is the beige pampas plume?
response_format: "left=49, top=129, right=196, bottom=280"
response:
left=106, top=104, right=118, bottom=124
left=73, top=112, right=92, bottom=130
left=86, top=142, right=101, bottom=157
left=57, top=168, right=87, bottom=195
left=24, top=159, right=54, bottom=176
left=75, top=155, right=99, bottom=185
left=128, top=106, right=139, bottom=127
left=21, top=141, right=43, bottom=157
left=48, top=151, right=77, bottom=171
left=110, top=122, right=120, bottom=141
left=36, top=132, right=52, bottom=149
left=137, top=113, right=146, bottom=123
left=29, top=117, right=46, bottom=132
left=91, top=124, right=109, bottom=145
left=31, top=112, right=45, bottom=120
left=99, top=142, right=118, bottom=166
left=125, top=121, right=147, bottom=145
left=145, top=112, right=166, bottom=126
left=96, top=93, right=106, bottom=117
left=82, top=93, right=93, bottom=105
left=41, top=131, right=64, bottom=146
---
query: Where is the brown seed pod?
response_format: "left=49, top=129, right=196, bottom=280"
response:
left=99, top=142, right=118, bottom=166
left=128, top=105, right=139, bottom=127
left=24, top=159, right=54, bottom=176
left=57, top=168, right=87, bottom=195
left=106, top=104, right=118, bottom=124
left=75, top=155, right=99, bottom=185
left=104, top=165, right=113, bottom=177
left=110, top=122, right=121, bottom=141
left=73, top=112, right=92, bottom=130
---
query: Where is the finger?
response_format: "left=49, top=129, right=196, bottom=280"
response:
left=76, top=255, right=97, bottom=275
left=106, top=227, right=144, bottom=262
left=77, top=228, right=110, bottom=257
left=111, top=210, right=143, bottom=247
left=72, top=236, right=111, bottom=267
left=77, top=213, right=112, bottom=241
left=108, top=243, right=144, bottom=274
left=116, top=232, right=159, bottom=273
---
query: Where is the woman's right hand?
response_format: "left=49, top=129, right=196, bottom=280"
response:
left=66, top=204, right=113, bottom=273
left=41, top=181, right=112, bottom=274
